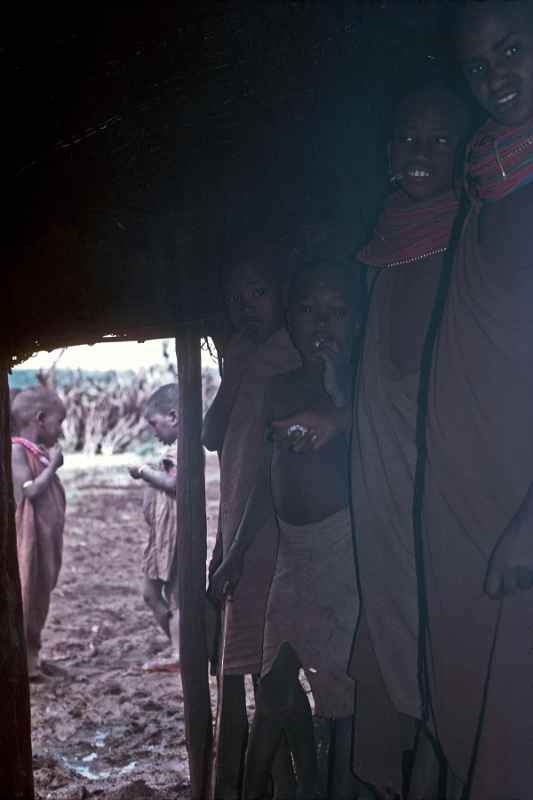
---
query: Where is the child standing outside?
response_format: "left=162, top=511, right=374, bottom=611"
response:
left=212, top=260, right=362, bottom=800
left=129, top=383, right=180, bottom=673
left=11, top=386, right=67, bottom=680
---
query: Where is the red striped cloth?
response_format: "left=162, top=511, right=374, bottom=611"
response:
left=467, top=117, right=533, bottom=202
left=12, top=436, right=50, bottom=465
left=358, top=190, right=459, bottom=268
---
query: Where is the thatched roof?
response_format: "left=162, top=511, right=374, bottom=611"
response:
left=5, top=1, right=457, bottom=363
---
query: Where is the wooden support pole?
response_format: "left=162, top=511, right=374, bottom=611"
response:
left=0, top=368, right=34, bottom=799
left=176, top=329, right=212, bottom=800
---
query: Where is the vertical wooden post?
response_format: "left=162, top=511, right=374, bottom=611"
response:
left=0, top=367, right=34, bottom=799
left=176, top=329, right=212, bottom=800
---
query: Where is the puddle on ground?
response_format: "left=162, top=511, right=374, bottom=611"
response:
left=60, top=730, right=137, bottom=781
left=57, top=727, right=185, bottom=782
left=61, top=755, right=137, bottom=781
left=94, top=730, right=109, bottom=749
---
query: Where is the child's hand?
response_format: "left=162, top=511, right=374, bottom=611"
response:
left=49, top=446, right=64, bottom=472
left=268, top=421, right=312, bottom=449
left=312, top=340, right=352, bottom=407
left=209, top=549, right=243, bottom=603
left=270, top=407, right=344, bottom=453
left=129, top=465, right=144, bottom=480
left=208, top=536, right=224, bottom=583
left=485, top=518, right=533, bottom=597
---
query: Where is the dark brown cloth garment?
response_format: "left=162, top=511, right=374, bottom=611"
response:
left=219, top=328, right=300, bottom=675
left=423, top=192, right=533, bottom=798
left=350, top=253, right=446, bottom=793
left=15, top=443, right=66, bottom=660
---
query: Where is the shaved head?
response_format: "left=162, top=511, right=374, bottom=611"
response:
left=11, top=386, right=64, bottom=433
left=145, top=383, right=178, bottom=417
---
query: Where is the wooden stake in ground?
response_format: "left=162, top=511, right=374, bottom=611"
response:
left=176, top=329, right=212, bottom=799
left=208, top=588, right=233, bottom=800
left=0, top=368, right=34, bottom=799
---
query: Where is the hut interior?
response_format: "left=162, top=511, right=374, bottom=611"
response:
left=2, top=3, right=461, bottom=797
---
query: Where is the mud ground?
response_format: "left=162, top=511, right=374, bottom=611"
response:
left=31, top=451, right=222, bottom=800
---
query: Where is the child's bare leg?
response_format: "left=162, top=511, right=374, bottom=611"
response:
left=168, top=607, right=180, bottom=657
left=283, top=677, right=316, bottom=798
left=217, top=674, right=249, bottom=799
left=142, top=578, right=179, bottom=672
left=252, top=675, right=297, bottom=800
left=272, top=734, right=297, bottom=800
left=26, top=647, right=41, bottom=680
left=243, top=676, right=285, bottom=799
left=244, top=644, right=317, bottom=800
left=328, top=715, right=361, bottom=800
left=142, top=577, right=170, bottom=637
left=26, top=600, right=47, bottom=679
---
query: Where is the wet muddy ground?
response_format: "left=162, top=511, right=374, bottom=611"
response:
left=31, top=451, right=221, bottom=800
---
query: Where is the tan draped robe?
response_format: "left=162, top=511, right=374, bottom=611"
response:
left=219, top=328, right=300, bottom=675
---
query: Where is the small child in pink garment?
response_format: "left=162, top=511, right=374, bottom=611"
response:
left=11, top=386, right=67, bottom=680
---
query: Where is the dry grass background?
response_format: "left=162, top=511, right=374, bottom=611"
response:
left=11, top=342, right=220, bottom=456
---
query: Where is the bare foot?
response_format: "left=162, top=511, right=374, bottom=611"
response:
left=27, top=653, right=43, bottom=681
left=142, top=653, right=181, bottom=673
left=41, top=660, right=69, bottom=678
left=28, top=669, right=47, bottom=683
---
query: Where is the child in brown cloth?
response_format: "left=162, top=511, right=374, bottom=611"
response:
left=129, top=383, right=180, bottom=673
left=11, top=386, right=66, bottom=681
left=212, top=258, right=362, bottom=800
left=203, top=244, right=301, bottom=799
